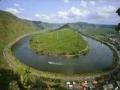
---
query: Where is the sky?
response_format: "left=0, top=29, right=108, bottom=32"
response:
left=0, top=0, right=120, bottom=25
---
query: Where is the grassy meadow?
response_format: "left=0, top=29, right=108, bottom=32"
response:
left=30, top=26, right=88, bottom=55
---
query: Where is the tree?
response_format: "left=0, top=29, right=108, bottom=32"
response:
left=116, top=8, right=120, bottom=16
left=115, top=23, right=120, bottom=32
left=21, top=66, right=31, bottom=88
left=116, top=8, right=120, bottom=33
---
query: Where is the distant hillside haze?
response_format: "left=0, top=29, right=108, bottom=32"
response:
left=32, top=21, right=63, bottom=30
left=31, top=19, right=115, bottom=35
left=32, top=20, right=115, bottom=31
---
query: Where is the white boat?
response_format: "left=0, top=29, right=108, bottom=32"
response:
left=48, top=61, right=64, bottom=65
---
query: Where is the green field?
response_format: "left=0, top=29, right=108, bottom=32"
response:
left=30, top=26, right=88, bottom=56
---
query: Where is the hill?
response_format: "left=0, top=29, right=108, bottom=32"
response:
left=0, top=10, right=37, bottom=66
left=32, top=21, right=63, bottom=30
left=32, top=21, right=115, bottom=38
left=30, top=26, right=88, bottom=56
left=0, top=10, right=37, bottom=89
left=68, top=22, right=115, bottom=36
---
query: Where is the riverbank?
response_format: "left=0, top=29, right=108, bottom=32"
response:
left=80, top=33, right=120, bottom=74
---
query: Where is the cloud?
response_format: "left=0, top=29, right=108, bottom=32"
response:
left=56, top=6, right=89, bottom=20
left=98, top=5, right=116, bottom=13
left=14, top=3, right=20, bottom=7
left=70, top=7, right=82, bottom=16
left=35, top=13, right=50, bottom=20
left=34, top=4, right=118, bottom=24
left=96, top=5, right=117, bottom=18
left=19, top=8, right=24, bottom=11
left=80, top=0, right=87, bottom=8
left=57, top=11, right=68, bottom=19
left=34, top=6, right=90, bottom=23
left=5, top=6, right=24, bottom=15
left=35, top=14, right=39, bottom=17
left=14, top=3, right=24, bottom=11
left=89, top=1, right=95, bottom=5
left=5, top=8, right=20, bottom=15
left=80, top=0, right=96, bottom=7
left=69, top=7, right=89, bottom=17
left=63, top=0, right=69, bottom=3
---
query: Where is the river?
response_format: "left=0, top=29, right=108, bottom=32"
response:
left=12, top=35, right=113, bottom=74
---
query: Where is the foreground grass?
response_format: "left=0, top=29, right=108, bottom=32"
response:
left=30, top=26, right=88, bottom=56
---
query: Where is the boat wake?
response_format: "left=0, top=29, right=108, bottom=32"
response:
left=48, top=61, right=64, bottom=65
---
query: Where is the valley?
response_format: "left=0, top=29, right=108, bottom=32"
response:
left=0, top=10, right=120, bottom=89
